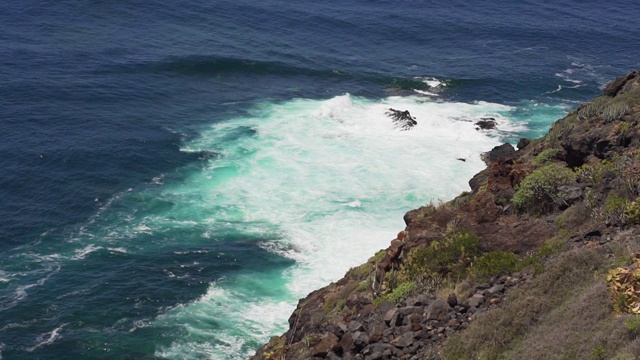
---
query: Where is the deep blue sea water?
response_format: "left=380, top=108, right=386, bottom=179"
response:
left=1, top=0, right=638, bottom=358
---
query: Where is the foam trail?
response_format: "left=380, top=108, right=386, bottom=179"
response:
left=27, top=324, right=66, bottom=352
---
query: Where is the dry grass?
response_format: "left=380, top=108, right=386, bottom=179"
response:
left=442, top=248, right=640, bottom=360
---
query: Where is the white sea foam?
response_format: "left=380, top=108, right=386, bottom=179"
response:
left=418, top=77, right=445, bottom=88
left=154, top=283, right=294, bottom=360
left=0, top=264, right=60, bottom=311
left=413, top=89, right=439, bottom=97
left=26, top=324, right=66, bottom=352
left=72, top=244, right=103, bottom=260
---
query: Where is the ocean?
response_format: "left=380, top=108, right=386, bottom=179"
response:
left=0, top=0, right=638, bottom=358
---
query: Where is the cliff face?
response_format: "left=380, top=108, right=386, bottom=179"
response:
left=252, top=71, right=640, bottom=360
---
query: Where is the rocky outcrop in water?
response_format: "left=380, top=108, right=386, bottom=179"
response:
left=386, top=108, right=417, bottom=130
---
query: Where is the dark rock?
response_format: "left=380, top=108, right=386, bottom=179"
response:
left=425, top=298, right=451, bottom=321
left=485, top=143, right=517, bottom=164
left=405, top=313, right=423, bottom=325
left=378, top=239, right=404, bottom=272
left=475, top=118, right=497, bottom=130
left=384, top=308, right=402, bottom=327
left=369, top=325, right=385, bottom=343
left=353, top=331, right=369, bottom=351
left=339, top=332, right=355, bottom=354
left=383, top=328, right=394, bottom=341
left=447, top=293, right=457, bottom=307
left=584, top=229, right=602, bottom=240
left=468, top=167, right=490, bottom=193
left=603, top=70, right=637, bottom=97
left=397, top=306, right=422, bottom=317
left=329, top=322, right=347, bottom=338
left=517, top=138, right=531, bottom=150
left=486, top=284, right=505, bottom=296
left=386, top=108, right=418, bottom=130
left=312, top=333, right=340, bottom=357
left=391, top=333, right=414, bottom=348
left=475, top=283, right=491, bottom=291
left=404, top=294, right=430, bottom=306
left=348, top=320, right=365, bottom=332
left=468, top=293, right=485, bottom=308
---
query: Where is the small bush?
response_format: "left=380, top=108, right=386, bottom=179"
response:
left=578, top=160, right=617, bottom=184
left=624, top=316, right=640, bottom=333
left=535, top=148, right=561, bottom=164
left=606, top=257, right=640, bottom=314
left=406, top=232, right=480, bottom=278
left=373, top=281, right=416, bottom=305
left=624, top=200, right=640, bottom=224
left=513, top=163, right=576, bottom=212
left=471, top=251, right=519, bottom=279
left=578, top=96, right=609, bottom=120
left=590, top=345, right=607, bottom=360
left=603, top=102, right=629, bottom=123
left=613, top=121, right=632, bottom=135
left=604, top=194, right=630, bottom=225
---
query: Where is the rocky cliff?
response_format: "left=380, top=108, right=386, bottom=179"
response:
left=252, top=71, right=640, bottom=360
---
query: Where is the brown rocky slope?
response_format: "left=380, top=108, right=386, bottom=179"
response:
left=252, top=71, right=640, bottom=360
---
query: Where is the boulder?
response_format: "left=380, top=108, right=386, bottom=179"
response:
left=475, top=117, right=497, bottom=130
left=485, top=143, right=517, bottom=164
left=384, top=308, right=403, bottom=327
left=425, top=298, right=451, bottom=321
left=353, top=331, right=369, bottom=351
left=517, top=138, right=531, bottom=150
left=348, top=320, right=365, bottom=332
left=312, top=333, right=340, bottom=357
left=468, top=293, right=485, bottom=308
left=603, top=70, right=637, bottom=97
left=447, top=293, right=458, bottom=307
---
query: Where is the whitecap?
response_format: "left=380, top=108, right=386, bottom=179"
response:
left=345, top=200, right=362, bottom=208
left=413, top=89, right=439, bottom=97
left=72, top=244, right=103, bottom=260
left=26, top=324, right=67, bottom=352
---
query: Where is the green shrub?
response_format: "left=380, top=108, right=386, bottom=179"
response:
left=578, top=96, right=609, bottom=120
left=535, top=148, right=561, bottom=164
left=513, top=164, right=576, bottom=212
left=471, top=251, right=519, bottom=279
left=590, top=345, right=607, bottom=360
left=624, top=200, right=640, bottom=224
left=603, top=102, right=629, bottom=123
left=406, top=232, right=480, bottom=278
left=578, top=160, right=617, bottom=184
left=613, top=121, right=632, bottom=135
left=624, top=316, right=640, bottom=333
left=373, top=281, right=416, bottom=305
left=604, top=194, right=630, bottom=225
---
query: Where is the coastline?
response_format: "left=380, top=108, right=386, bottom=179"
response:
left=251, top=71, right=640, bottom=359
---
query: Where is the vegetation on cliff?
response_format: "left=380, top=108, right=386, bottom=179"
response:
left=253, top=71, right=640, bottom=360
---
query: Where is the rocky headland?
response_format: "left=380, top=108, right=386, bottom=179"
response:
left=252, top=71, right=640, bottom=360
